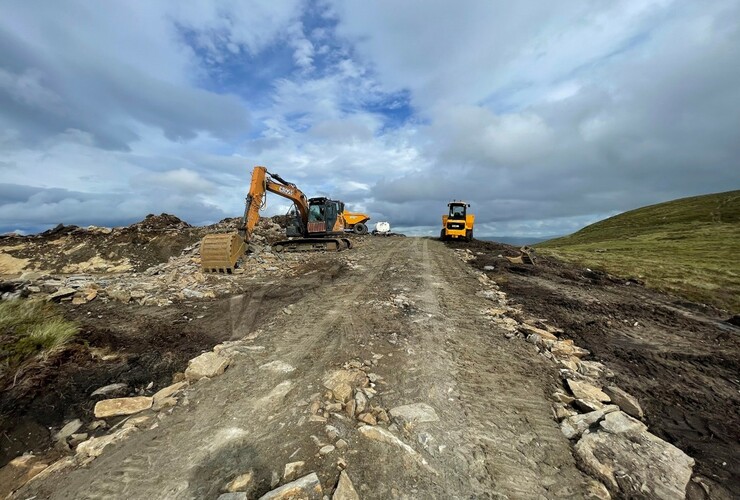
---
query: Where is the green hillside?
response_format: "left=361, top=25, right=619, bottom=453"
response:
left=538, top=190, right=740, bottom=313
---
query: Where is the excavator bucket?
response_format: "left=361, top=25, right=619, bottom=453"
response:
left=200, top=232, right=245, bottom=273
left=506, top=246, right=536, bottom=265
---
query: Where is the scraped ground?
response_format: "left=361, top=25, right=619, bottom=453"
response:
left=19, top=237, right=597, bottom=499
left=13, top=236, right=739, bottom=499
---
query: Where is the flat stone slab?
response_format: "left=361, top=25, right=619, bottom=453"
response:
left=94, top=396, right=152, bottom=418
left=333, top=470, right=359, bottom=500
left=566, top=379, right=611, bottom=403
left=389, top=403, right=439, bottom=426
left=185, top=352, right=230, bottom=381
left=152, top=381, right=188, bottom=404
left=603, top=385, right=644, bottom=419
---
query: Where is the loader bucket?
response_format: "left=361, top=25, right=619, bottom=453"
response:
left=200, top=232, right=245, bottom=273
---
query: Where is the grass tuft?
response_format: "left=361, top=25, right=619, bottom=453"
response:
left=0, top=299, right=79, bottom=378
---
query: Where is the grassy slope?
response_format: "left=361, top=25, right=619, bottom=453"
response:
left=538, top=190, right=740, bottom=313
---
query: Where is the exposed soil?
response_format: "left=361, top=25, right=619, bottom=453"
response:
left=0, top=260, right=344, bottom=469
left=452, top=238, right=740, bottom=497
left=19, top=237, right=598, bottom=499
left=5, top=235, right=738, bottom=499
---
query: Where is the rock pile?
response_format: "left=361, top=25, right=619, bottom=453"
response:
left=3, top=233, right=315, bottom=306
left=459, top=251, right=696, bottom=499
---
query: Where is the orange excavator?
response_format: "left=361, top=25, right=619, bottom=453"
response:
left=200, top=166, right=353, bottom=273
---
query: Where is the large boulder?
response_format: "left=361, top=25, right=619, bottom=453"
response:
left=575, top=412, right=694, bottom=498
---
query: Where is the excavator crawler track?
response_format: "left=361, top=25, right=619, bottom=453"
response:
left=200, top=232, right=245, bottom=273
left=271, top=237, right=352, bottom=253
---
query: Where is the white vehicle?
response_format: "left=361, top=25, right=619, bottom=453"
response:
left=373, top=221, right=391, bottom=235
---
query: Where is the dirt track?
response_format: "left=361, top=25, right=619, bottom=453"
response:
left=19, top=237, right=598, bottom=499
left=11, top=236, right=740, bottom=499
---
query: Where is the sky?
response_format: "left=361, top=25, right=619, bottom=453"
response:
left=1, top=0, right=739, bottom=237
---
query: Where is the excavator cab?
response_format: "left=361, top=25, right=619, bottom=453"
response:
left=306, top=197, right=346, bottom=236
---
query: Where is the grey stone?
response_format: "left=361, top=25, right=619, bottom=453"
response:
left=603, top=386, right=644, bottom=419
left=260, top=360, right=296, bottom=373
left=333, top=471, right=359, bottom=500
left=599, top=411, right=647, bottom=435
left=561, top=405, right=619, bottom=439
left=575, top=426, right=694, bottom=498
left=389, top=403, right=439, bottom=427
left=353, top=391, right=367, bottom=415
left=258, top=473, right=323, bottom=500
left=54, top=419, right=83, bottom=442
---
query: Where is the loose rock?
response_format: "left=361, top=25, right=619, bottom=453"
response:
left=389, top=403, right=439, bottom=427
left=258, top=472, right=323, bottom=500
left=94, top=396, right=153, bottom=418
left=91, top=383, right=129, bottom=398
left=283, top=461, right=305, bottom=481
left=561, top=406, right=619, bottom=439
left=575, top=424, right=695, bottom=498
left=358, top=425, right=436, bottom=474
left=152, top=381, right=188, bottom=404
left=603, top=386, right=644, bottom=419
left=225, top=470, right=254, bottom=493
left=333, top=470, right=360, bottom=500
left=185, top=352, right=231, bottom=381
left=566, top=379, right=611, bottom=403
left=75, top=428, right=138, bottom=463
left=54, top=419, right=83, bottom=442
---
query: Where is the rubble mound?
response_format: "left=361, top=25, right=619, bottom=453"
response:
left=0, top=214, right=293, bottom=275
left=130, top=214, right=191, bottom=231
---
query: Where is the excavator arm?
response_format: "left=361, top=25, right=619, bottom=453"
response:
left=239, top=166, right=309, bottom=242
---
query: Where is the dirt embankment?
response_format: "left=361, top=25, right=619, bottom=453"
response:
left=451, top=238, right=740, bottom=497
left=0, top=213, right=335, bottom=469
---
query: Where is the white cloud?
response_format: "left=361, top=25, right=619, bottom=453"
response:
left=0, top=0, right=738, bottom=238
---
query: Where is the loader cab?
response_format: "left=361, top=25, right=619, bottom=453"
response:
left=441, top=201, right=474, bottom=241
left=448, top=202, right=469, bottom=220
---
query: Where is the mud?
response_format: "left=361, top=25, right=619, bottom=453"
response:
left=453, top=238, right=740, bottom=497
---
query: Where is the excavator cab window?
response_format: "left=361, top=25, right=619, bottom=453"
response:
left=308, top=203, right=325, bottom=222
left=449, top=204, right=466, bottom=220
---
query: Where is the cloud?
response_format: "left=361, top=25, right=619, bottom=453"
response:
left=0, top=1, right=738, bottom=237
